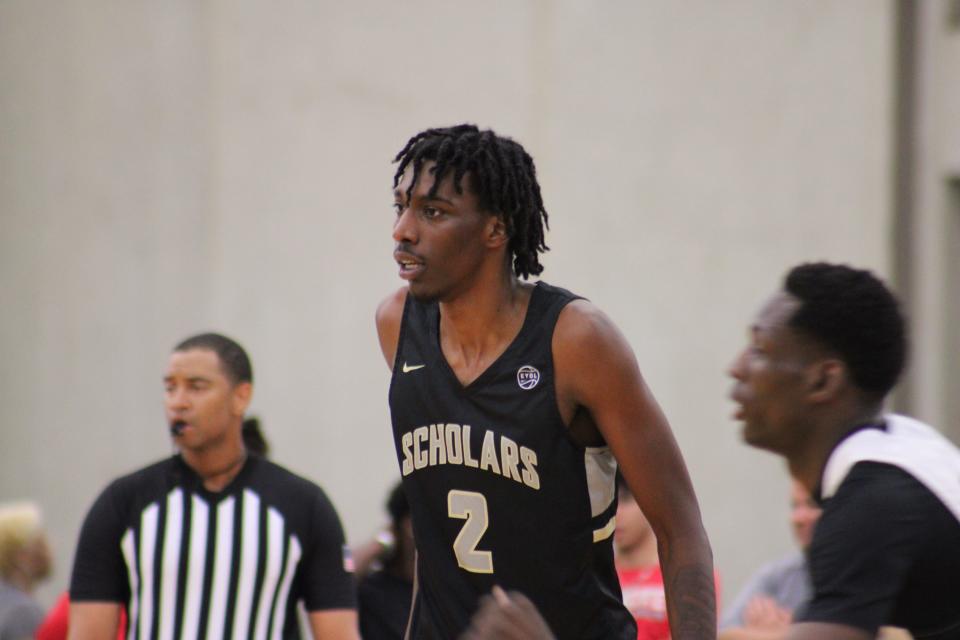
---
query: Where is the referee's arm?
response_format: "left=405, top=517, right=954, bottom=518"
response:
left=67, top=602, right=121, bottom=640
left=68, top=482, right=127, bottom=640
left=304, top=485, right=360, bottom=639
left=308, top=609, right=360, bottom=640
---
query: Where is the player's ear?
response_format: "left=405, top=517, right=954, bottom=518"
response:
left=807, top=359, right=846, bottom=403
left=485, top=214, right=509, bottom=249
left=231, top=381, right=253, bottom=417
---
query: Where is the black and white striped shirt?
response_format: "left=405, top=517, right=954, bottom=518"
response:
left=70, top=455, right=355, bottom=640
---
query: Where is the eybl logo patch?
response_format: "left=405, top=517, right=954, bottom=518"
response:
left=517, top=365, right=540, bottom=390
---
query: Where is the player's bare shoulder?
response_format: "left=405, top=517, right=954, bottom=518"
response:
left=375, top=286, right=409, bottom=368
left=553, top=299, right=635, bottom=363
left=553, top=298, right=643, bottom=407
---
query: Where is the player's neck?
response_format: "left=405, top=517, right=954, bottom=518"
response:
left=440, top=273, right=532, bottom=340
left=438, top=274, right=530, bottom=370
left=440, top=275, right=531, bottom=342
left=183, top=439, right=248, bottom=492
left=788, top=401, right=884, bottom=493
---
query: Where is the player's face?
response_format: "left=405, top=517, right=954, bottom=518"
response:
left=392, top=163, right=500, bottom=303
left=163, top=348, right=250, bottom=453
left=788, top=479, right=821, bottom=549
left=614, top=490, right=653, bottom=553
left=728, top=292, right=817, bottom=454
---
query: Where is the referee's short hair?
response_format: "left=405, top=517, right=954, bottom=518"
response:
left=174, top=332, right=253, bottom=385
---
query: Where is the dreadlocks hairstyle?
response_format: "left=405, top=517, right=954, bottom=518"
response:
left=392, top=124, right=549, bottom=279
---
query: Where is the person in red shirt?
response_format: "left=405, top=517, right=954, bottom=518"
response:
left=614, top=474, right=670, bottom=640
left=615, top=475, right=720, bottom=640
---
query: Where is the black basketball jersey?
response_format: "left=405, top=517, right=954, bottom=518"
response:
left=389, top=282, right=636, bottom=640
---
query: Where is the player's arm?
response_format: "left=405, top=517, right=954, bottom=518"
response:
left=785, top=622, right=871, bottom=640
left=307, top=609, right=360, bottom=640
left=66, top=603, right=121, bottom=640
left=375, top=287, right=407, bottom=369
left=719, top=628, right=789, bottom=640
left=553, top=300, right=715, bottom=640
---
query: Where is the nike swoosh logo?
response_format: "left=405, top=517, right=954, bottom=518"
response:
left=402, top=362, right=426, bottom=373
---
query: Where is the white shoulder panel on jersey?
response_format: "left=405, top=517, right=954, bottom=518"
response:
left=820, top=414, right=960, bottom=523
left=584, top=446, right=616, bottom=518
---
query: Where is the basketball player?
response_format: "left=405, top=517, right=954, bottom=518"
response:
left=729, top=263, right=960, bottom=639
left=376, top=125, right=715, bottom=639
left=68, top=333, right=359, bottom=639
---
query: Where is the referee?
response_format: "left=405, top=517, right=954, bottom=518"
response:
left=68, top=333, right=359, bottom=640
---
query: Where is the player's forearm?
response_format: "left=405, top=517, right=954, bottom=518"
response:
left=785, top=622, right=872, bottom=640
left=659, top=529, right=717, bottom=640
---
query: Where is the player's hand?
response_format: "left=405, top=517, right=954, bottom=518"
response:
left=743, top=595, right=792, bottom=630
left=460, top=586, right=556, bottom=640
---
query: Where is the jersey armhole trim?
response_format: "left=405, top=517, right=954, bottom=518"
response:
left=388, top=291, right=413, bottom=395
left=548, top=294, right=594, bottom=453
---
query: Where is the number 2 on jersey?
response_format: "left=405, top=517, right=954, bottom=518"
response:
left=447, top=490, right=493, bottom=573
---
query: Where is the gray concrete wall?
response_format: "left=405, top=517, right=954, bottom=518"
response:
left=1, top=0, right=900, bottom=611
left=900, top=0, right=960, bottom=442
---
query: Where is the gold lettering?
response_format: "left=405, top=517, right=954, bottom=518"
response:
left=462, top=425, right=479, bottom=468
left=499, top=435, right=521, bottom=482
left=413, top=426, right=429, bottom=470
left=401, top=431, right=414, bottom=476
left=429, top=423, right=446, bottom=466
left=520, top=447, right=540, bottom=489
left=479, top=430, right=501, bottom=475
left=445, top=423, right=463, bottom=464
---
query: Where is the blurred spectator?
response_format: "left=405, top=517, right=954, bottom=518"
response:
left=614, top=474, right=720, bottom=639
left=719, top=480, right=820, bottom=639
left=355, top=482, right=415, bottom=640
left=0, top=501, right=52, bottom=639
left=614, top=475, right=667, bottom=640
